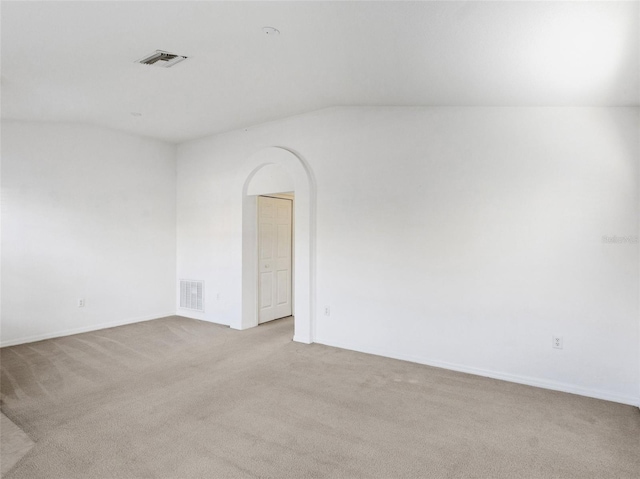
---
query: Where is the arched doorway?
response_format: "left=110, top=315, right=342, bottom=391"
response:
left=233, top=147, right=316, bottom=344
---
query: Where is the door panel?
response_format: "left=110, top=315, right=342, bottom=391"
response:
left=277, top=224, right=289, bottom=257
left=260, top=272, right=273, bottom=308
left=276, top=270, right=288, bottom=305
left=258, top=196, right=292, bottom=324
left=260, top=224, right=273, bottom=260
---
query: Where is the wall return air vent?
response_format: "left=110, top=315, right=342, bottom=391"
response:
left=136, top=50, right=187, bottom=68
left=180, top=280, right=204, bottom=312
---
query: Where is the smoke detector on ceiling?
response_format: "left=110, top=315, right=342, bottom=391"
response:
left=136, top=50, right=188, bottom=68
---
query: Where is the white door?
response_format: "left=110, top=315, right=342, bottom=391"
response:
left=258, top=196, right=292, bottom=323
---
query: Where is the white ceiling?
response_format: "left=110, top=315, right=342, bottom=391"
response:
left=2, top=1, right=638, bottom=143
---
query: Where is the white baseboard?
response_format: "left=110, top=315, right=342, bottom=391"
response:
left=293, top=334, right=312, bottom=344
left=0, top=312, right=177, bottom=348
left=194, top=317, right=230, bottom=327
left=175, top=310, right=231, bottom=327
left=317, top=337, right=640, bottom=408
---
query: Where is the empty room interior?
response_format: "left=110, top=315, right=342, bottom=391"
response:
left=1, top=1, right=639, bottom=478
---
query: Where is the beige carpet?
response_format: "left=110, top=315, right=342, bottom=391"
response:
left=0, top=413, right=34, bottom=476
left=1, top=316, right=638, bottom=478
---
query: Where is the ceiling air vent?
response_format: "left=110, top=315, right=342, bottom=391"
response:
left=136, top=50, right=187, bottom=68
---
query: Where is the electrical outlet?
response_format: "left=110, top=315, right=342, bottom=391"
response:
left=78, top=298, right=85, bottom=308
left=216, top=293, right=220, bottom=301
left=324, top=306, right=330, bottom=316
left=552, top=336, right=563, bottom=349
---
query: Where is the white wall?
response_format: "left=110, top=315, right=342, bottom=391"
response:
left=1, top=121, right=177, bottom=346
left=177, top=107, right=639, bottom=405
left=246, top=163, right=295, bottom=197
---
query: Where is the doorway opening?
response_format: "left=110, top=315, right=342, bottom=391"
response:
left=237, top=147, right=316, bottom=344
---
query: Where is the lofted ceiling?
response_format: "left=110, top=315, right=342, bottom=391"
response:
left=2, top=1, right=638, bottom=143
